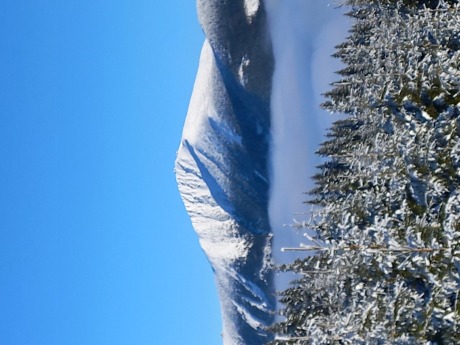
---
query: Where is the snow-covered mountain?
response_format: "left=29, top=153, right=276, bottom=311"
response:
left=175, top=1, right=348, bottom=344
left=175, top=1, right=275, bottom=344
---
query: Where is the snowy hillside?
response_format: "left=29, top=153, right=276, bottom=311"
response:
left=175, top=1, right=275, bottom=344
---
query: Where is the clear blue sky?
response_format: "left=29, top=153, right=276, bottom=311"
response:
left=0, top=1, right=222, bottom=344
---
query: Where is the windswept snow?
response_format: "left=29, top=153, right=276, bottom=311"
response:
left=233, top=301, right=265, bottom=330
left=238, top=56, right=251, bottom=87
left=176, top=1, right=275, bottom=344
left=177, top=40, right=251, bottom=263
left=244, top=0, right=260, bottom=18
left=180, top=40, right=217, bottom=144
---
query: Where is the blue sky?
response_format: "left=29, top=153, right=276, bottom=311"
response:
left=0, top=1, right=222, bottom=344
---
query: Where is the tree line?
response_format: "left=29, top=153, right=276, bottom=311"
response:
left=270, top=0, right=460, bottom=344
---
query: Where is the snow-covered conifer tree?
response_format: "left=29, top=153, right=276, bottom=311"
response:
left=271, top=1, right=460, bottom=344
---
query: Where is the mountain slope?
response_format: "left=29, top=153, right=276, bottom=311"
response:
left=175, top=1, right=275, bottom=344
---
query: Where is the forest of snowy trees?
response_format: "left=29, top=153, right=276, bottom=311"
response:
left=271, top=0, right=460, bottom=344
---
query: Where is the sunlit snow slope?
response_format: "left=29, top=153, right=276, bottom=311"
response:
left=175, top=1, right=275, bottom=344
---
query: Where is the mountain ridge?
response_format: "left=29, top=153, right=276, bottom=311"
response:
left=175, top=1, right=275, bottom=344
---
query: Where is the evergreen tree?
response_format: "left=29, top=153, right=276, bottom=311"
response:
left=271, top=1, right=460, bottom=344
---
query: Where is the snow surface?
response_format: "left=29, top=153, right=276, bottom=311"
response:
left=244, top=0, right=260, bottom=19
left=176, top=1, right=275, bottom=344
left=177, top=40, right=249, bottom=262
